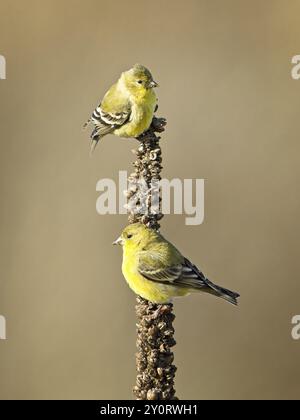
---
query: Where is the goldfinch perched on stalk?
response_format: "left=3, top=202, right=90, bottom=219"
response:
left=114, top=223, right=240, bottom=305
left=84, top=64, right=158, bottom=153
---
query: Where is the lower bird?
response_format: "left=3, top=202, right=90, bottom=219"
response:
left=84, top=64, right=158, bottom=154
left=114, top=223, right=240, bottom=305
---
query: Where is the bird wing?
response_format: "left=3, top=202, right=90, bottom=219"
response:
left=138, top=248, right=207, bottom=289
left=92, top=104, right=130, bottom=127
left=90, top=83, right=131, bottom=133
left=90, top=103, right=131, bottom=136
left=138, top=250, right=183, bottom=283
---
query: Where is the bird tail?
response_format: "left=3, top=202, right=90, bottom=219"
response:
left=89, top=128, right=101, bottom=156
left=205, top=279, right=240, bottom=306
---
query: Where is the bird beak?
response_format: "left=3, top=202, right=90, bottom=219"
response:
left=113, top=236, right=123, bottom=246
left=149, top=80, right=159, bottom=88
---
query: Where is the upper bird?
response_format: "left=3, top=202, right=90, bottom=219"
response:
left=84, top=64, right=158, bottom=153
left=114, top=223, right=240, bottom=306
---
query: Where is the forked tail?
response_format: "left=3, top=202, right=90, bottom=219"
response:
left=205, top=279, right=240, bottom=306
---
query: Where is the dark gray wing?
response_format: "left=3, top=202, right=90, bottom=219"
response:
left=89, top=104, right=131, bottom=139
left=138, top=252, right=207, bottom=289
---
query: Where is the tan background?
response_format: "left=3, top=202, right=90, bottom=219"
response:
left=0, top=0, right=300, bottom=400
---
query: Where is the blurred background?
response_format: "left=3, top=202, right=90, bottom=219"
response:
left=0, top=0, right=300, bottom=400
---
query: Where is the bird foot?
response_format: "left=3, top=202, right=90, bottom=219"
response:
left=146, top=305, right=170, bottom=321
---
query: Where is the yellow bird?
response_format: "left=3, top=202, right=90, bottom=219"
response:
left=114, top=223, right=240, bottom=305
left=84, top=64, right=158, bottom=153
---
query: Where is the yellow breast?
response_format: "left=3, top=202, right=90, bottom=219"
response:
left=121, top=250, right=189, bottom=304
left=115, top=90, right=157, bottom=138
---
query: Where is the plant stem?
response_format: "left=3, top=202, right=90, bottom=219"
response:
left=126, top=117, right=178, bottom=400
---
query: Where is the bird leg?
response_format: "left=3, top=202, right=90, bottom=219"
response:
left=144, top=304, right=169, bottom=322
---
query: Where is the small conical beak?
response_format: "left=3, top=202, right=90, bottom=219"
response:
left=113, top=236, right=123, bottom=246
left=150, top=80, right=159, bottom=88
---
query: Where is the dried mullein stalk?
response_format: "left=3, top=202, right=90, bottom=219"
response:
left=125, top=116, right=178, bottom=400
left=134, top=297, right=177, bottom=400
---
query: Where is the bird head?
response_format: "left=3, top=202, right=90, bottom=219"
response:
left=122, top=64, right=159, bottom=94
left=113, top=223, right=159, bottom=250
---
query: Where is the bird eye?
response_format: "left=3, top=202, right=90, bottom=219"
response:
left=137, top=80, right=143, bottom=84
left=127, top=234, right=133, bottom=239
